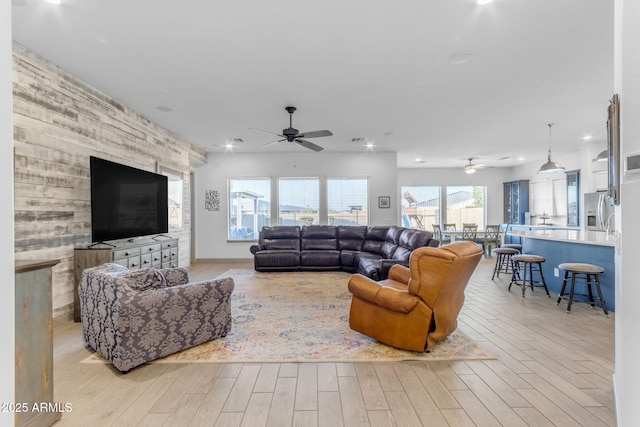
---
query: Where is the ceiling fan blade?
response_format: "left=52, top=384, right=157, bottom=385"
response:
left=295, top=139, right=324, bottom=152
left=249, top=127, right=282, bottom=136
left=256, top=138, right=285, bottom=148
left=297, top=130, right=333, bottom=139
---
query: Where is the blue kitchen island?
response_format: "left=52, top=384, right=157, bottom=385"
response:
left=507, top=228, right=617, bottom=312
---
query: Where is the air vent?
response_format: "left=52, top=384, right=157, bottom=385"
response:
left=351, top=138, right=366, bottom=143
left=231, top=138, right=244, bottom=143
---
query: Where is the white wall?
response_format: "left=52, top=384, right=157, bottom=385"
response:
left=615, top=0, right=640, bottom=423
left=1, top=1, right=14, bottom=425
left=194, top=151, right=397, bottom=259
left=398, top=166, right=506, bottom=226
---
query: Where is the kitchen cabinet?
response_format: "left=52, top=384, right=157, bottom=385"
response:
left=503, top=180, right=529, bottom=225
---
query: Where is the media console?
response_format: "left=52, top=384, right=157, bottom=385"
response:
left=73, top=238, right=179, bottom=322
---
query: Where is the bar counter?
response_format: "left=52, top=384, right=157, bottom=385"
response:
left=506, top=228, right=616, bottom=311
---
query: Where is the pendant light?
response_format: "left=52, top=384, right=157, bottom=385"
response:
left=538, top=123, right=565, bottom=173
left=593, top=149, right=608, bottom=162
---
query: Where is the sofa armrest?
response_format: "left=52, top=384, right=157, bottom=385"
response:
left=250, top=244, right=265, bottom=254
left=348, top=274, right=419, bottom=314
left=388, top=264, right=410, bottom=284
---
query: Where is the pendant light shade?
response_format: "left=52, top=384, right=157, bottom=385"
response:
left=538, top=123, right=565, bottom=173
left=593, top=149, right=608, bottom=162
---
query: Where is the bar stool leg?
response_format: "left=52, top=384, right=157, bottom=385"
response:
left=567, top=272, right=577, bottom=313
left=586, top=274, right=595, bottom=308
left=537, top=262, right=550, bottom=297
left=557, top=271, right=569, bottom=305
left=594, top=274, right=609, bottom=316
left=492, top=253, right=502, bottom=280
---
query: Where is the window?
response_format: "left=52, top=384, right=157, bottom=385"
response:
left=327, top=178, right=369, bottom=225
left=445, top=186, right=486, bottom=229
left=278, top=178, right=319, bottom=226
left=400, top=186, right=440, bottom=230
left=228, top=178, right=270, bottom=240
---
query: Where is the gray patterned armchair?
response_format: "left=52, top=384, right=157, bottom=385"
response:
left=79, top=263, right=234, bottom=372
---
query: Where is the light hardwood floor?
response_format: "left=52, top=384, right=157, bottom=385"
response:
left=52, top=257, right=616, bottom=426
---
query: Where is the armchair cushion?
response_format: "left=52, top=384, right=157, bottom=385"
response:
left=115, top=268, right=166, bottom=291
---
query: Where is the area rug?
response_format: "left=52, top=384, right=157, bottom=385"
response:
left=83, top=269, right=493, bottom=364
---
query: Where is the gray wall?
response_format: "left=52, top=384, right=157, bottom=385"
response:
left=12, top=44, right=205, bottom=318
left=1, top=0, right=14, bottom=421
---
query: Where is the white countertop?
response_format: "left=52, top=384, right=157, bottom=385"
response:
left=507, top=229, right=618, bottom=247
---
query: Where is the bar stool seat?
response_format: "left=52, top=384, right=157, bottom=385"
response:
left=557, top=263, right=608, bottom=316
left=510, top=254, right=550, bottom=297
left=491, top=247, right=519, bottom=280
left=502, top=243, right=522, bottom=251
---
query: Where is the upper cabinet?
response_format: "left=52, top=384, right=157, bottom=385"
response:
left=503, top=180, right=529, bottom=224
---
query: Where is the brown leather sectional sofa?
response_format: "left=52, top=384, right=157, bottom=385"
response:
left=249, top=225, right=439, bottom=280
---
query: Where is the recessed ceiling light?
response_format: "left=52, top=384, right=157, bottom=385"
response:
left=475, top=0, right=494, bottom=5
left=156, top=106, right=173, bottom=113
left=582, top=135, right=594, bottom=140
left=415, top=158, right=426, bottom=163
left=44, top=0, right=61, bottom=4
left=448, top=51, right=473, bottom=65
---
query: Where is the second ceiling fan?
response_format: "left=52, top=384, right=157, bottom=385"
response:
left=253, top=106, right=333, bottom=152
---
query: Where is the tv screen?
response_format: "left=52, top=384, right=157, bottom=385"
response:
left=90, top=156, right=168, bottom=242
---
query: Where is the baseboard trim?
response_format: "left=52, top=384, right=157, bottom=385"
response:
left=613, top=372, right=621, bottom=427
left=193, top=258, right=253, bottom=263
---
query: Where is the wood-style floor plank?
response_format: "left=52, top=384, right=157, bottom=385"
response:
left=51, top=257, right=615, bottom=426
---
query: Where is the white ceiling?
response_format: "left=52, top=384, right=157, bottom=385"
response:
left=11, top=0, right=613, bottom=169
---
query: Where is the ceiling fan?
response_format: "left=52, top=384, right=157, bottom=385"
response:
left=464, top=158, right=487, bottom=174
left=252, top=106, right=333, bottom=152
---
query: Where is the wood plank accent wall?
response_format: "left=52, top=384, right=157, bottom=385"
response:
left=12, top=43, right=207, bottom=318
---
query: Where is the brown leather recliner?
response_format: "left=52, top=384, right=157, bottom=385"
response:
left=347, top=241, right=483, bottom=351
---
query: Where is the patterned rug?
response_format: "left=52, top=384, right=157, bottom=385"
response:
left=83, top=269, right=493, bottom=364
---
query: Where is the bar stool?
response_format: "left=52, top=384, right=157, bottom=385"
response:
left=557, top=263, right=608, bottom=316
left=491, top=247, right=519, bottom=280
left=509, top=254, right=550, bottom=297
left=502, top=243, right=522, bottom=252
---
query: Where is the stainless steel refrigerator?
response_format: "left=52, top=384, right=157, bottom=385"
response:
left=584, top=192, right=615, bottom=232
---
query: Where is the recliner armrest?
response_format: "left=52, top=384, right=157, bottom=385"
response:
left=348, top=274, right=420, bottom=314
left=388, top=264, right=410, bottom=284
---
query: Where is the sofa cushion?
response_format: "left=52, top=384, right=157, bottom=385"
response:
left=380, top=241, right=399, bottom=259
left=337, top=226, right=367, bottom=251
left=300, top=250, right=341, bottom=267
left=399, top=228, right=434, bottom=250
left=301, top=225, right=338, bottom=250
left=392, top=246, right=412, bottom=261
left=115, top=268, right=166, bottom=291
left=361, top=226, right=390, bottom=254
left=339, top=249, right=360, bottom=270
left=260, top=226, right=301, bottom=250
left=385, top=226, right=404, bottom=245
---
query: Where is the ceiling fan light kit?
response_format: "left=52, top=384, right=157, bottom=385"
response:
left=537, top=123, right=565, bottom=173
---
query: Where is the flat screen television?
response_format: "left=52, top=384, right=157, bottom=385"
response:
left=90, top=156, right=168, bottom=242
